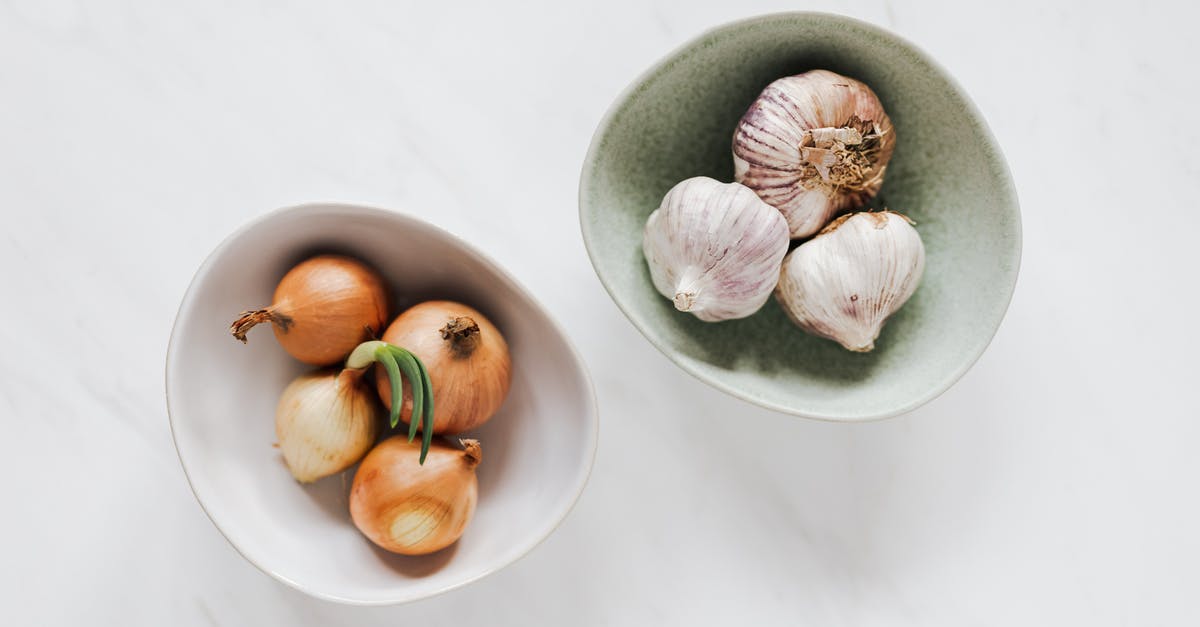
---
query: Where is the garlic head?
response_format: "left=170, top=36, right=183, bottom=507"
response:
left=775, top=211, right=925, bottom=352
left=733, top=70, right=896, bottom=238
left=642, top=176, right=790, bottom=322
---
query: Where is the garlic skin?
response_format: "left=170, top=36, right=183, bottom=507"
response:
left=733, top=70, right=896, bottom=238
left=642, top=176, right=790, bottom=322
left=775, top=211, right=924, bottom=352
left=275, top=368, right=381, bottom=483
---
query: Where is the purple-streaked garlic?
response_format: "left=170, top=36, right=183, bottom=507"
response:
left=733, top=70, right=896, bottom=238
left=642, top=177, right=790, bottom=322
left=775, top=211, right=924, bottom=352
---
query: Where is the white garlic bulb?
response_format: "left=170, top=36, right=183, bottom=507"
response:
left=275, top=368, right=381, bottom=483
left=776, top=211, right=924, bottom=352
left=733, top=70, right=896, bottom=238
left=643, top=177, right=790, bottom=322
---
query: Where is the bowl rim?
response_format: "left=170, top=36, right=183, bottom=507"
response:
left=165, top=202, right=600, bottom=605
left=577, top=11, right=1022, bottom=422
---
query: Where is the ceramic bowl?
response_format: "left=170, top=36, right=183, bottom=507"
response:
left=166, top=203, right=597, bottom=604
left=579, top=12, right=1021, bottom=421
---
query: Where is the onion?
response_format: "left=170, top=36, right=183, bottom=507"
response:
left=275, top=368, right=381, bottom=483
left=275, top=339, right=437, bottom=481
left=376, top=301, right=511, bottom=435
left=350, top=436, right=481, bottom=555
left=231, top=255, right=388, bottom=366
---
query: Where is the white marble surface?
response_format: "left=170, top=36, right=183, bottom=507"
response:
left=2, top=0, right=1198, bottom=624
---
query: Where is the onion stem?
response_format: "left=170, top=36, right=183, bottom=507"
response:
left=344, top=340, right=437, bottom=464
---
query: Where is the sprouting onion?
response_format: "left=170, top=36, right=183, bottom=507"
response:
left=375, top=301, right=511, bottom=435
left=346, top=340, right=436, bottom=464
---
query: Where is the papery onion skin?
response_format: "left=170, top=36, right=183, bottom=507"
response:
left=231, top=255, right=388, bottom=366
left=375, top=301, right=511, bottom=434
left=733, top=70, right=896, bottom=238
left=350, top=437, right=481, bottom=555
left=275, top=368, right=382, bottom=483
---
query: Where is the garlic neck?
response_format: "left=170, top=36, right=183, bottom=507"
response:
left=838, top=321, right=882, bottom=353
left=672, top=271, right=703, bottom=313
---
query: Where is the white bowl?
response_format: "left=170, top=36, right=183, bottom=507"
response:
left=166, top=203, right=598, bottom=605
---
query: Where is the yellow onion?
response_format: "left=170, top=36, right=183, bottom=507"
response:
left=376, top=301, right=511, bottom=434
left=275, top=367, right=381, bottom=483
left=231, top=255, right=388, bottom=366
left=350, top=436, right=481, bottom=555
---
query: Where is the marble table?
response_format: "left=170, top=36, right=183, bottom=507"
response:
left=3, top=0, right=1196, bottom=624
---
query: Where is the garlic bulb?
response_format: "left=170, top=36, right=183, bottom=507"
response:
left=733, top=70, right=896, bottom=238
left=775, top=211, right=924, bottom=352
left=275, top=368, right=381, bottom=483
left=642, top=176, right=790, bottom=321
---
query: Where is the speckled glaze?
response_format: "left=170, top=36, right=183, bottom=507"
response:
left=578, top=12, right=1021, bottom=421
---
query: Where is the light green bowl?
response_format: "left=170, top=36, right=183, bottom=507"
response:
left=579, top=12, right=1021, bottom=421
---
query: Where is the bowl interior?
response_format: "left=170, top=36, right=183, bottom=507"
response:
left=579, top=13, right=1020, bottom=420
left=167, top=204, right=596, bottom=604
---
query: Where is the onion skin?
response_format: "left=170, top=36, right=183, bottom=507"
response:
left=375, top=301, right=511, bottom=434
left=350, top=437, right=481, bottom=555
left=231, top=255, right=388, bottom=366
left=275, top=368, right=381, bottom=483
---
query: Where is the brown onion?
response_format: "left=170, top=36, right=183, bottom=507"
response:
left=375, top=301, right=511, bottom=434
left=350, top=436, right=481, bottom=555
left=230, top=254, right=388, bottom=366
